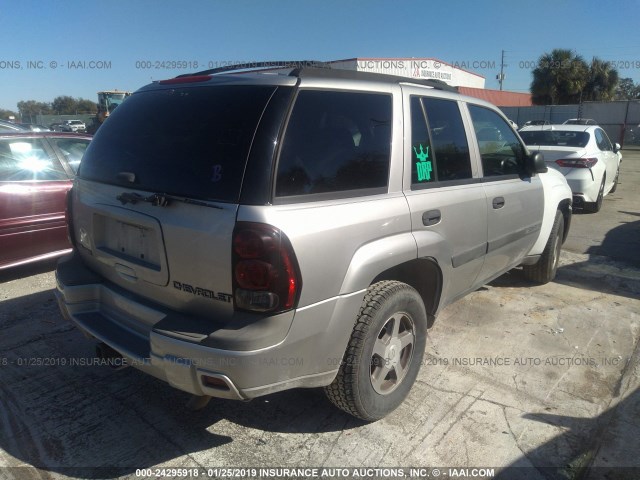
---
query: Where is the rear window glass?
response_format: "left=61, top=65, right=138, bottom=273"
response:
left=80, top=85, right=277, bottom=203
left=520, top=130, right=589, bottom=148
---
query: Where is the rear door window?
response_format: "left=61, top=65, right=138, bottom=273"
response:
left=79, top=85, right=278, bottom=203
left=410, top=97, right=472, bottom=187
left=275, top=90, right=392, bottom=199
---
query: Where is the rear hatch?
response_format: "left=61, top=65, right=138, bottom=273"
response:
left=72, top=81, right=287, bottom=320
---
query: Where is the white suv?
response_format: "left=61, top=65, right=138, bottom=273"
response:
left=62, top=120, right=86, bottom=132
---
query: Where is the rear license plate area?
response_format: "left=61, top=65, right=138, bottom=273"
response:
left=94, top=215, right=161, bottom=270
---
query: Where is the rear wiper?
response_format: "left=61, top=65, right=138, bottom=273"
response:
left=116, top=192, right=223, bottom=209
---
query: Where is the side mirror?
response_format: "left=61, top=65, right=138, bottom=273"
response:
left=527, top=152, right=547, bottom=175
left=613, top=143, right=621, bottom=153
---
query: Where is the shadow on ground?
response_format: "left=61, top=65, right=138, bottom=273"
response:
left=0, top=259, right=58, bottom=284
left=489, top=220, right=640, bottom=301
left=585, top=218, right=640, bottom=268
left=494, top=386, right=640, bottom=480
left=0, top=289, right=363, bottom=478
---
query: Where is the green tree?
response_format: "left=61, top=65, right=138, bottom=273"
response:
left=51, top=96, right=78, bottom=114
left=76, top=98, right=98, bottom=113
left=17, top=100, right=52, bottom=118
left=583, top=58, right=619, bottom=101
left=51, top=96, right=97, bottom=114
left=615, top=77, right=640, bottom=100
left=0, top=108, right=18, bottom=120
left=530, top=49, right=589, bottom=105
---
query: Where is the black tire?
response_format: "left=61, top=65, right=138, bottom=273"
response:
left=324, top=281, right=427, bottom=421
left=522, top=210, right=564, bottom=284
left=584, top=174, right=605, bottom=213
left=609, top=167, right=619, bottom=194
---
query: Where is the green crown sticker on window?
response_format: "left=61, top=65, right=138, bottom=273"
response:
left=413, top=144, right=432, bottom=182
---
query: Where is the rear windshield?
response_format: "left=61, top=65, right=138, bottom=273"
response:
left=520, top=130, right=590, bottom=148
left=80, top=85, right=277, bottom=203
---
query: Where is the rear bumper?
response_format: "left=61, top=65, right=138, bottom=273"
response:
left=564, top=173, right=600, bottom=204
left=55, top=253, right=364, bottom=400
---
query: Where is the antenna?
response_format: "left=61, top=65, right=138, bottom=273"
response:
left=496, top=50, right=506, bottom=91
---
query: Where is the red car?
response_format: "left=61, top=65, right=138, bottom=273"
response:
left=0, top=132, right=91, bottom=270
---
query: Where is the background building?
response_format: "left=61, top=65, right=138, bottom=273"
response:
left=328, top=57, right=485, bottom=89
left=457, top=87, right=532, bottom=107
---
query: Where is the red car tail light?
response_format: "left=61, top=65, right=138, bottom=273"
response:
left=555, top=157, right=597, bottom=168
left=232, top=222, right=301, bottom=313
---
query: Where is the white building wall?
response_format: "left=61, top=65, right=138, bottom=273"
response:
left=330, top=58, right=485, bottom=89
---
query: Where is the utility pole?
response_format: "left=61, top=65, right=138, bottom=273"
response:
left=496, top=50, right=506, bottom=91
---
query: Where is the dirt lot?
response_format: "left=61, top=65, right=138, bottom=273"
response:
left=1, top=152, right=639, bottom=480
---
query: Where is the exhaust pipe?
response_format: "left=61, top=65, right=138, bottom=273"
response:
left=95, top=342, right=128, bottom=370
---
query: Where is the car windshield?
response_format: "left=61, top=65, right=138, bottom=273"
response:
left=79, top=84, right=278, bottom=203
left=520, top=130, right=590, bottom=148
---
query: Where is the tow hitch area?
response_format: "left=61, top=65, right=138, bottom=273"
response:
left=186, top=395, right=212, bottom=411
left=95, top=342, right=128, bottom=370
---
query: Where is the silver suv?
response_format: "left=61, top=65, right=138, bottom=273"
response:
left=56, top=64, right=572, bottom=421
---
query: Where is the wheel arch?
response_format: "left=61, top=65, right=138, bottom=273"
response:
left=371, top=258, right=443, bottom=326
left=558, top=198, right=572, bottom=243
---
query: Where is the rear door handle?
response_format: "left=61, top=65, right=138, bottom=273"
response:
left=492, top=197, right=505, bottom=209
left=422, top=209, right=441, bottom=226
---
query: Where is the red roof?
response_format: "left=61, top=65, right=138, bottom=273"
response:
left=458, top=87, right=532, bottom=107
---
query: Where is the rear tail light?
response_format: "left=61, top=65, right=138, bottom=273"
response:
left=232, top=223, right=301, bottom=313
left=555, top=157, right=597, bottom=168
left=65, top=188, right=76, bottom=247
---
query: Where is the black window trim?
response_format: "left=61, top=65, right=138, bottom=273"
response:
left=409, top=95, right=440, bottom=188
left=240, top=86, right=295, bottom=205
left=411, top=177, right=483, bottom=190
left=409, top=96, right=474, bottom=190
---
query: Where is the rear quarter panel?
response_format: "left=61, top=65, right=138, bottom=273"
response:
left=237, top=193, right=414, bottom=307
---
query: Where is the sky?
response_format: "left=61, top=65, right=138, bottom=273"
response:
left=1, top=0, right=640, bottom=112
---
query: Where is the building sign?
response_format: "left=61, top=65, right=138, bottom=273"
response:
left=355, top=59, right=456, bottom=83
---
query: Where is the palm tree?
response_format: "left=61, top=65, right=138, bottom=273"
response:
left=531, top=49, right=589, bottom=105
left=584, top=58, right=619, bottom=101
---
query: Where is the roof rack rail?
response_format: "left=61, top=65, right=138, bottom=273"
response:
left=289, top=67, right=458, bottom=92
left=174, top=60, right=458, bottom=93
left=176, top=60, right=330, bottom=78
